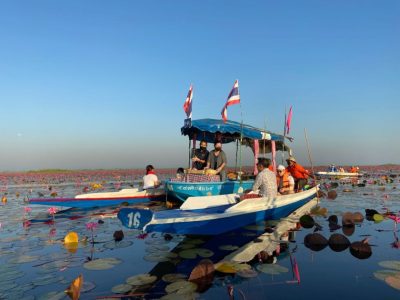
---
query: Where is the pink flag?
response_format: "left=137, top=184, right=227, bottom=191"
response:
left=183, top=85, right=193, bottom=118
left=271, top=140, right=276, bottom=173
left=253, top=139, right=259, bottom=175
left=286, top=106, right=293, bottom=134
left=221, top=80, right=240, bottom=122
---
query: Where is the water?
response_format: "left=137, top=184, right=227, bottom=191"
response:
left=0, top=170, right=399, bottom=299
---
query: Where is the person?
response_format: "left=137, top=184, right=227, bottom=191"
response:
left=176, top=167, right=185, bottom=180
left=251, top=158, right=277, bottom=197
left=276, top=164, right=295, bottom=195
left=143, top=165, right=160, bottom=189
left=286, top=156, right=309, bottom=192
left=191, top=140, right=209, bottom=170
left=206, top=141, right=227, bottom=181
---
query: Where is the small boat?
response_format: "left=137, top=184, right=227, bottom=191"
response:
left=315, top=171, right=362, bottom=178
left=166, top=118, right=292, bottom=201
left=118, top=186, right=318, bottom=235
left=28, top=188, right=165, bottom=208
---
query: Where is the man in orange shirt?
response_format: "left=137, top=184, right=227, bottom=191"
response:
left=286, top=156, right=309, bottom=192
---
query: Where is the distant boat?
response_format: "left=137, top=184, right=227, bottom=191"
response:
left=315, top=171, right=362, bottom=178
left=165, top=118, right=292, bottom=201
left=28, top=188, right=165, bottom=208
left=118, top=186, right=318, bottom=235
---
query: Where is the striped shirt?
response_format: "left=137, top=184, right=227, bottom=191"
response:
left=252, top=168, right=278, bottom=197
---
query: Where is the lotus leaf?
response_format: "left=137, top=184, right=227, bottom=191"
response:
left=256, top=264, right=289, bottom=275
left=300, top=215, right=315, bottom=228
left=165, top=281, right=197, bottom=294
left=162, top=273, right=187, bottom=283
left=378, top=260, right=400, bottom=271
left=219, top=245, right=239, bottom=251
left=373, top=269, right=400, bottom=281
left=373, top=214, right=384, bottom=222
left=215, top=261, right=251, bottom=273
left=111, top=283, right=132, bottom=294
left=179, top=248, right=214, bottom=259
left=83, top=257, right=121, bottom=270
left=386, top=275, right=400, bottom=290
left=237, top=268, right=258, bottom=278
left=126, top=274, right=157, bottom=285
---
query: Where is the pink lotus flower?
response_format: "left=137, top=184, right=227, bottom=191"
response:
left=23, top=220, right=31, bottom=228
left=47, top=207, right=57, bottom=215
left=24, top=207, right=32, bottom=213
left=86, top=222, right=98, bottom=231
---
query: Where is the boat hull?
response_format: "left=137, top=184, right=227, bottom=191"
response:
left=315, top=172, right=361, bottom=178
left=29, top=188, right=165, bottom=208
left=165, top=180, right=254, bottom=201
left=119, top=187, right=318, bottom=235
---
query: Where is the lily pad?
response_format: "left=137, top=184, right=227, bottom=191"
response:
left=144, top=251, right=178, bottom=262
left=374, top=269, right=400, bottom=281
left=304, top=233, right=328, bottom=251
left=373, top=214, right=384, bottom=223
left=378, top=260, right=400, bottom=271
left=8, top=254, right=39, bottom=264
left=218, top=245, right=239, bottom=251
left=165, top=281, right=197, bottom=294
left=215, top=261, right=251, bottom=273
left=83, top=257, right=121, bottom=270
left=179, top=248, right=214, bottom=259
left=237, top=268, right=258, bottom=278
left=256, top=264, right=289, bottom=275
left=111, top=283, right=132, bottom=294
left=162, top=273, right=187, bottom=283
left=126, top=274, right=157, bottom=286
left=385, top=275, right=400, bottom=290
left=103, top=240, right=133, bottom=249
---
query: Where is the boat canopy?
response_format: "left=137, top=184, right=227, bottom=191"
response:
left=182, top=118, right=288, bottom=144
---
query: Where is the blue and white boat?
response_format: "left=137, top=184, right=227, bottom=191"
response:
left=118, top=186, right=318, bottom=235
left=29, top=188, right=165, bottom=208
left=165, top=118, right=291, bottom=201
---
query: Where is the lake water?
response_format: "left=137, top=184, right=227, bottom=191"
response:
left=0, top=169, right=399, bottom=299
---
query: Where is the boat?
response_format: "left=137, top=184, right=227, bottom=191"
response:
left=118, top=186, right=318, bottom=235
left=166, top=118, right=291, bottom=201
left=28, top=188, right=165, bottom=208
left=315, top=171, right=362, bottom=178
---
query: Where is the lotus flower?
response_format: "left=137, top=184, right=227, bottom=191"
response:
left=24, top=207, right=32, bottom=213
left=85, top=222, right=98, bottom=231
left=48, top=207, right=57, bottom=215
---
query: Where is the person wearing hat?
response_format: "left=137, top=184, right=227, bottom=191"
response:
left=276, top=165, right=295, bottom=195
left=286, top=156, right=309, bottom=192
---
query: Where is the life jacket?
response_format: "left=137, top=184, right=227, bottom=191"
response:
left=277, top=171, right=291, bottom=189
left=287, top=163, right=309, bottom=179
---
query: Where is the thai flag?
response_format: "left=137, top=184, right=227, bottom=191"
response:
left=183, top=84, right=193, bottom=119
left=221, top=80, right=240, bottom=122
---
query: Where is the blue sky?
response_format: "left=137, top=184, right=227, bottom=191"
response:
left=0, top=0, right=398, bottom=171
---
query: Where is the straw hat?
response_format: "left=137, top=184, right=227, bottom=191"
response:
left=286, top=156, right=296, bottom=163
left=277, top=165, right=286, bottom=171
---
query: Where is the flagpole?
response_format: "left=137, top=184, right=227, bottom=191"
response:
left=282, top=106, right=287, bottom=164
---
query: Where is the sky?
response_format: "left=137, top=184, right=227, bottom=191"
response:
left=0, top=0, right=399, bottom=171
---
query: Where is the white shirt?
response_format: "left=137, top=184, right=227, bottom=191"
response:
left=143, top=174, right=158, bottom=189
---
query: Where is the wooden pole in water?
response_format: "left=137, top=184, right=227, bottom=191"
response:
left=304, top=128, right=319, bottom=202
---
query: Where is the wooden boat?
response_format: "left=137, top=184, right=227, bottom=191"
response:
left=28, top=188, right=165, bottom=208
left=118, top=186, right=318, bottom=235
left=315, top=171, right=362, bottom=178
left=166, top=118, right=292, bottom=201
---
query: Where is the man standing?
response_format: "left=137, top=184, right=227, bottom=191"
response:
left=286, top=156, right=309, bottom=192
left=192, top=140, right=209, bottom=170
left=252, top=158, right=277, bottom=197
left=206, top=141, right=227, bottom=181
